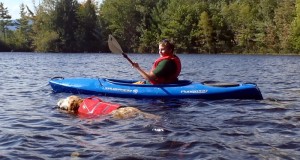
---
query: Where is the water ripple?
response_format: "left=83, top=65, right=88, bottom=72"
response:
left=0, top=53, right=299, bottom=159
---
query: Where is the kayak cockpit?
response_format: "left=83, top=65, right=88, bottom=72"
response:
left=202, top=81, right=241, bottom=87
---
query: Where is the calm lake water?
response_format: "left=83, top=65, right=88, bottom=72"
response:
left=0, top=52, right=299, bottom=160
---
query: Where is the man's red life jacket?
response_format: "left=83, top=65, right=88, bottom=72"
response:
left=150, top=55, right=181, bottom=84
left=78, top=96, right=120, bottom=116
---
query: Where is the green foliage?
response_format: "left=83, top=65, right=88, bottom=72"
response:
left=53, top=0, right=79, bottom=52
left=292, top=0, right=300, bottom=51
left=197, top=11, right=214, bottom=53
left=0, top=39, right=11, bottom=51
left=33, top=30, right=59, bottom=52
left=1, top=0, right=300, bottom=54
left=10, top=4, right=33, bottom=51
left=31, top=0, right=58, bottom=52
left=137, top=0, right=161, bottom=53
left=100, top=0, right=143, bottom=52
left=76, top=0, right=102, bottom=52
left=0, top=2, right=11, bottom=48
left=29, top=0, right=103, bottom=52
left=274, top=0, right=295, bottom=53
left=159, top=0, right=202, bottom=53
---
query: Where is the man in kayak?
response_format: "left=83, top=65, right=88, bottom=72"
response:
left=132, top=39, right=181, bottom=84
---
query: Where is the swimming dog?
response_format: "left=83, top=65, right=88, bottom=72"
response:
left=57, top=95, right=159, bottom=119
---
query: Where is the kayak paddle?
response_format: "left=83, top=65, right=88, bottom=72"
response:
left=108, top=34, right=134, bottom=65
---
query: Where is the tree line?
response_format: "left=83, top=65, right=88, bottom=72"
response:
left=0, top=0, right=300, bottom=54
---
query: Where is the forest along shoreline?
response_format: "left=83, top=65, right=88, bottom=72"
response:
left=1, top=0, right=300, bottom=55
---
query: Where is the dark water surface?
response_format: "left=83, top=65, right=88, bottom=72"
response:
left=0, top=52, right=299, bottom=159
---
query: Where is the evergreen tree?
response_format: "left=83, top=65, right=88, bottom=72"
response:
left=53, top=0, right=79, bottom=52
left=12, top=4, right=33, bottom=51
left=0, top=2, right=12, bottom=42
left=76, top=0, right=102, bottom=52
left=138, top=0, right=165, bottom=53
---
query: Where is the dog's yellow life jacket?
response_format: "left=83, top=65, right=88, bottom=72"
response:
left=78, top=96, right=120, bottom=116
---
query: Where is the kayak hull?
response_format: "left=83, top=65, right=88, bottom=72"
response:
left=49, top=77, right=263, bottom=100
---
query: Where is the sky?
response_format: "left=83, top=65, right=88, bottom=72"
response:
left=2, top=0, right=102, bottom=20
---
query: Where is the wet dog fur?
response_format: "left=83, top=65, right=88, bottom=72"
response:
left=57, top=95, right=159, bottom=120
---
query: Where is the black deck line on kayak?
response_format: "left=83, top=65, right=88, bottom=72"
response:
left=160, top=87, right=172, bottom=96
left=97, top=77, right=103, bottom=86
left=244, top=82, right=258, bottom=86
left=51, top=76, right=64, bottom=80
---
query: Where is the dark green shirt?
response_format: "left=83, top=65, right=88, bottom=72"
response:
left=152, top=59, right=177, bottom=78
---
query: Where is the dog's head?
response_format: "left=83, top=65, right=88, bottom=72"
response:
left=57, top=96, right=83, bottom=113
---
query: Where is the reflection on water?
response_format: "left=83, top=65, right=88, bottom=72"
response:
left=0, top=52, right=299, bottom=159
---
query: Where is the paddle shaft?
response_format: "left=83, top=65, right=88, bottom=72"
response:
left=122, top=53, right=134, bottom=66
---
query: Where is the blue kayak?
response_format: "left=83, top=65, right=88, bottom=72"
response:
left=49, top=77, right=263, bottom=100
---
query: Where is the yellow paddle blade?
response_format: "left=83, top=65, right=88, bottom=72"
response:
left=108, top=34, right=124, bottom=53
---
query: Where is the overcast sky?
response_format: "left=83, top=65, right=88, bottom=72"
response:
left=2, top=0, right=103, bottom=19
